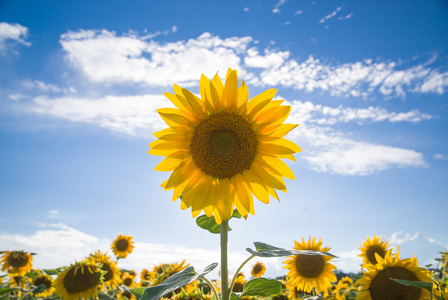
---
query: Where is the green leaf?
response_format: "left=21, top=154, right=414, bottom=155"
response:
left=390, top=279, right=433, bottom=300
left=130, top=287, right=146, bottom=298
left=43, top=268, right=64, bottom=275
left=0, top=287, right=17, bottom=296
left=196, top=209, right=241, bottom=234
left=230, top=292, right=239, bottom=300
left=196, top=215, right=224, bottom=234
left=0, top=293, right=8, bottom=300
left=247, top=242, right=337, bottom=258
left=240, top=278, right=282, bottom=297
left=139, top=263, right=218, bottom=300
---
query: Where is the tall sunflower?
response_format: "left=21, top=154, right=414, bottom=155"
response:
left=0, top=250, right=33, bottom=276
left=89, top=250, right=120, bottom=290
left=111, top=234, right=134, bottom=258
left=359, top=235, right=391, bottom=265
left=53, top=261, right=103, bottom=300
left=251, top=261, right=266, bottom=278
left=357, top=250, right=433, bottom=300
left=283, top=237, right=337, bottom=294
left=149, top=68, right=301, bottom=224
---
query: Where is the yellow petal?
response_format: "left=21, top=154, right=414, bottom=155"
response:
left=261, top=156, right=295, bottom=180
left=211, top=72, right=223, bottom=100
left=200, top=74, right=215, bottom=113
left=251, top=162, right=286, bottom=191
left=154, top=157, right=183, bottom=172
left=253, top=106, right=291, bottom=131
left=231, top=174, right=253, bottom=214
left=165, top=159, right=195, bottom=189
left=157, top=108, right=192, bottom=127
left=182, top=88, right=205, bottom=117
left=243, top=169, right=270, bottom=204
left=246, top=89, right=277, bottom=118
left=236, top=80, right=248, bottom=114
left=222, top=69, right=238, bottom=110
left=258, top=138, right=302, bottom=155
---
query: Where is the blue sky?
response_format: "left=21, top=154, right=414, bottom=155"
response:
left=1, top=0, right=447, bottom=279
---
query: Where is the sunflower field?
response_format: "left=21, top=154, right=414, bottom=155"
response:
left=0, top=231, right=447, bottom=300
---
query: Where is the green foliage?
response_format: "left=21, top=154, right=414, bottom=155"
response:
left=247, top=242, right=337, bottom=258
left=240, top=278, right=282, bottom=298
left=133, top=263, right=218, bottom=300
left=390, top=278, right=434, bottom=300
left=196, top=210, right=241, bottom=234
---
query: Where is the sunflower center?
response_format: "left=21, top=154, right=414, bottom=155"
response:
left=123, top=277, right=133, bottom=287
left=369, top=266, right=421, bottom=300
left=253, top=264, right=263, bottom=274
left=190, top=112, right=258, bottom=179
left=8, top=253, right=29, bottom=268
left=34, top=276, right=51, bottom=289
left=366, top=246, right=387, bottom=264
left=122, top=291, right=133, bottom=299
left=63, top=266, right=101, bottom=294
left=101, top=262, right=113, bottom=282
left=295, top=254, right=325, bottom=278
left=115, top=239, right=129, bottom=252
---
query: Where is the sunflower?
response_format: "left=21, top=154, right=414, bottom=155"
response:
left=232, top=272, right=246, bottom=293
left=150, top=260, right=190, bottom=286
left=0, top=250, right=33, bottom=276
left=111, top=234, right=134, bottom=258
left=33, top=270, right=55, bottom=297
left=357, top=250, right=433, bottom=300
left=121, top=272, right=136, bottom=288
left=284, top=237, right=337, bottom=294
left=251, top=261, right=266, bottom=278
left=89, top=250, right=120, bottom=290
left=140, top=268, right=152, bottom=283
left=359, top=235, right=392, bottom=265
left=334, top=276, right=353, bottom=300
left=149, top=68, right=301, bottom=224
left=53, top=261, right=103, bottom=300
left=117, top=290, right=137, bottom=300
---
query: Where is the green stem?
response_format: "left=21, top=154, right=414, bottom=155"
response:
left=202, top=277, right=220, bottom=300
left=220, top=220, right=229, bottom=300
left=228, top=254, right=255, bottom=295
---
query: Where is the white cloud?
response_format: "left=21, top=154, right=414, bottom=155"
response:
left=334, top=249, right=362, bottom=273
left=338, top=12, right=353, bottom=20
left=319, top=6, right=343, bottom=24
left=434, top=154, right=448, bottom=160
left=390, top=231, right=420, bottom=245
left=60, top=30, right=252, bottom=87
left=58, top=30, right=448, bottom=98
left=287, top=100, right=427, bottom=175
left=243, top=7, right=250, bottom=12
left=294, top=10, right=303, bottom=15
left=254, top=55, right=448, bottom=98
left=0, top=22, right=30, bottom=53
left=29, top=94, right=170, bottom=136
left=290, top=100, right=432, bottom=125
left=48, top=210, right=61, bottom=219
left=272, top=0, right=287, bottom=13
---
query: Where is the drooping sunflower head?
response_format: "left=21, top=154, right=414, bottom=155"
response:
left=53, top=261, right=103, bottom=300
left=149, top=260, right=190, bottom=286
left=283, top=237, right=337, bottom=294
left=232, top=273, right=247, bottom=293
left=0, top=250, right=33, bottom=276
left=251, top=261, right=266, bottom=278
left=359, top=235, right=392, bottom=265
left=149, top=68, right=301, bottom=224
left=357, top=250, right=434, bottom=300
left=88, top=250, right=120, bottom=290
left=111, top=234, right=134, bottom=258
left=32, top=270, right=55, bottom=297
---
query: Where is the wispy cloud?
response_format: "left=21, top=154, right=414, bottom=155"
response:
left=390, top=231, right=420, bottom=245
left=272, top=0, right=287, bottom=14
left=319, top=6, right=343, bottom=24
left=434, top=154, right=448, bottom=160
left=0, top=22, right=30, bottom=54
left=30, top=94, right=170, bottom=136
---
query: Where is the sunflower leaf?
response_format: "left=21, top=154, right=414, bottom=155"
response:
left=390, top=279, right=433, bottom=300
left=240, top=278, right=282, bottom=297
left=138, top=263, right=218, bottom=300
left=196, top=215, right=232, bottom=234
left=247, top=242, right=337, bottom=258
left=230, top=292, right=239, bottom=300
left=0, top=293, right=9, bottom=300
left=130, top=287, right=146, bottom=298
left=232, top=209, right=242, bottom=218
left=43, top=268, right=64, bottom=275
